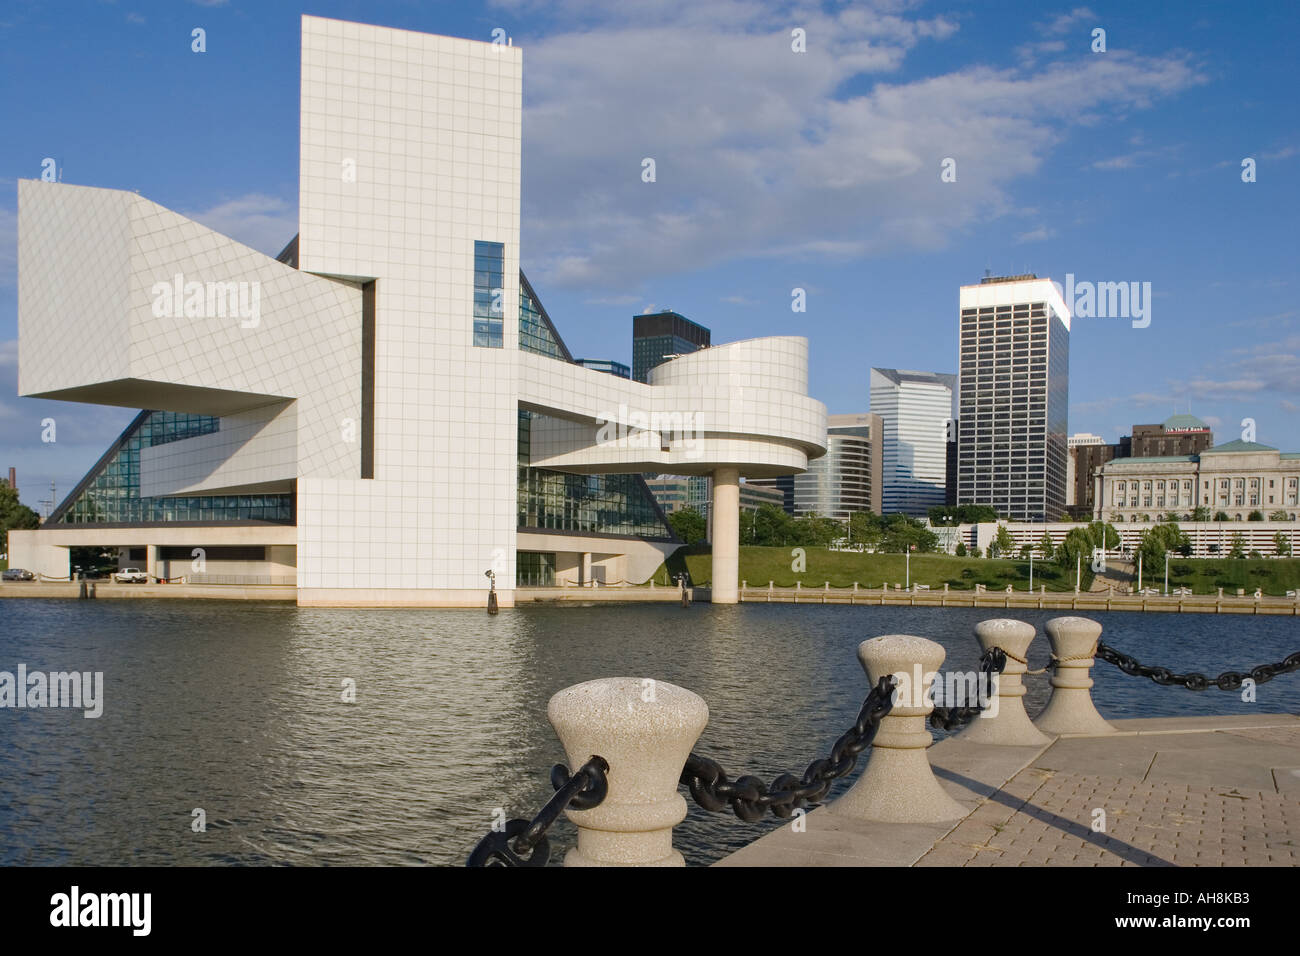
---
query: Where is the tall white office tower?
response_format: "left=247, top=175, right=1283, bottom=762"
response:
left=870, top=369, right=956, bottom=516
left=956, top=275, right=1071, bottom=521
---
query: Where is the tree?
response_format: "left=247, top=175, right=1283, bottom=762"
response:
left=750, top=503, right=793, bottom=546
left=1214, top=511, right=1230, bottom=522
left=879, top=514, right=938, bottom=553
left=1161, top=511, right=1181, bottom=523
left=1270, top=509, right=1289, bottom=521
left=1018, top=543, right=1033, bottom=560
left=928, top=504, right=997, bottom=526
left=0, top=483, right=40, bottom=555
left=1138, top=521, right=1191, bottom=568
left=848, top=510, right=883, bottom=551
left=970, top=546, right=982, bottom=558
left=1109, top=511, right=1124, bottom=523
left=954, top=540, right=967, bottom=557
left=1228, top=532, right=1246, bottom=559
left=1248, top=510, right=1265, bottom=521
left=1058, top=527, right=1095, bottom=570
left=1275, top=532, right=1291, bottom=557
left=1191, top=506, right=1211, bottom=522
left=668, top=506, right=707, bottom=544
left=1086, top=520, right=1121, bottom=552
left=1038, top=532, right=1056, bottom=560
left=790, top=513, right=844, bottom=548
left=992, top=524, right=1015, bottom=559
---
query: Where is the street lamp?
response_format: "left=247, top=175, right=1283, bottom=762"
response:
left=1163, top=550, right=1171, bottom=596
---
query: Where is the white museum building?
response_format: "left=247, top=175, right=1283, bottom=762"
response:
left=11, top=15, right=825, bottom=606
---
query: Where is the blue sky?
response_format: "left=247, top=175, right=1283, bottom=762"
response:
left=1, top=0, right=1297, bottom=512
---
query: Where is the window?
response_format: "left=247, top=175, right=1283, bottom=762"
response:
left=473, top=240, right=505, bottom=348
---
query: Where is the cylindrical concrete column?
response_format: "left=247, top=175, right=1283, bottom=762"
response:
left=958, top=619, right=1051, bottom=746
left=831, top=635, right=968, bottom=823
left=1033, top=617, right=1116, bottom=736
left=711, top=466, right=740, bottom=604
left=548, top=677, right=708, bottom=866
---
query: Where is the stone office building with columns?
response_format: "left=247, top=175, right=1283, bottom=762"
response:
left=1095, top=440, right=1300, bottom=523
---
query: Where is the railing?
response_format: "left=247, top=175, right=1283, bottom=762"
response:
left=183, top=574, right=297, bottom=587
left=467, top=617, right=1298, bottom=867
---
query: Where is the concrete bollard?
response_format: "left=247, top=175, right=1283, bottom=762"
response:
left=832, top=635, right=967, bottom=823
left=548, top=677, right=708, bottom=866
left=958, top=619, right=1051, bottom=746
left=1033, top=617, right=1115, bottom=736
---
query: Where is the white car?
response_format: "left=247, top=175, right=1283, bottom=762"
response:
left=113, top=568, right=148, bottom=584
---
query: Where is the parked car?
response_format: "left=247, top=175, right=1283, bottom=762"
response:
left=1, top=568, right=35, bottom=581
left=113, top=568, right=149, bottom=584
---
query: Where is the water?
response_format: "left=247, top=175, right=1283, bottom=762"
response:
left=0, top=600, right=1296, bottom=866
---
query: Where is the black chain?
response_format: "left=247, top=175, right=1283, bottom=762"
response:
left=1095, top=642, right=1300, bottom=692
left=679, top=675, right=896, bottom=823
left=466, top=756, right=609, bottom=866
left=929, top=647, right=1008, bottom=731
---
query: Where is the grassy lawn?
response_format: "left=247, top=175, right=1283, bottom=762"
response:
left=646, top=547, right=1300, bottom=595
left=1165, top=558, right=1300, bottom=596
left=0, top=558, right=7, bottom=572
left=652, top=546, right=1091, bottom=591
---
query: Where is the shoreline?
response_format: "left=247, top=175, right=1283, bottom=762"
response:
left=3, top=581, right=1299, bottom=613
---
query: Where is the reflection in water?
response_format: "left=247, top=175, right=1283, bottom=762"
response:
left=1, top=600, right=1296, bottom=866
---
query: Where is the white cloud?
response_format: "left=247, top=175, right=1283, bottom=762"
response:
left=1040, top=7, right=1098, bottom=37
left=1015, top=226, right=1053, bottom=243
left=179, top=194, right=297, bottom=259
left=512, top=3, right=1204, bottom=290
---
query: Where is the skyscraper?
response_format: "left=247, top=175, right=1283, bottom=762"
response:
left=870, top=369, right=956, bottom=516
left=748, top=413, right=882, bottom=518
left=632, top=311, right=710, bottom=383
left=957, top=274, right=1071, bottom=521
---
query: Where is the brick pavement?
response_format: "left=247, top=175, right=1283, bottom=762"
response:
left=916, top=722, right=1300, bottom=867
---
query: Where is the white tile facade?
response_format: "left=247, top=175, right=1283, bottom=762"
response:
left=15, top=15, right=826, bottom=606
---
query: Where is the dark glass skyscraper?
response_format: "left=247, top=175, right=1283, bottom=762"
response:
left=632, top=311, right=710, bottom=383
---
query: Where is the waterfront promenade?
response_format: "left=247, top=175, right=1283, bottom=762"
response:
left=717, top=713, right=1300, bottom=866
left=4, top=580, right=1299, bottom=613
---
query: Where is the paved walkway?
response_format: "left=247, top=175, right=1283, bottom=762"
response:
left=717, top=714, right=1300, bottom=867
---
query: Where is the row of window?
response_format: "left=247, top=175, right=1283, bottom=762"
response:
left=58, top=410, right=293, bottom=525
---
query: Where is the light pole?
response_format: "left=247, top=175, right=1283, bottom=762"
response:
left=1163, top=550, right=1170, bottom=596
left=905, top=544, right=912, bottom=590
left=1029, top=547, right=1034, bottom=593
left=1137, top=549, right=1143, bottom=592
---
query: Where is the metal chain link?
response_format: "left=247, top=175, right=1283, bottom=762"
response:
left=929, top=647, right=1007, bottom=731
left=679, top=675, right=897, bottom=823
left=1095, top=642, right=1300, bottom=692
left=466, top=756, right=609, bottom=866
